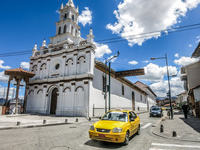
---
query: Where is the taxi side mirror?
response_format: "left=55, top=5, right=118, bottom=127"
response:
left=130, top=118, right=135, bottom=122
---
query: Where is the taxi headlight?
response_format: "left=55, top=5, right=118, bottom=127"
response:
left=90, top=125, right=95, bottom=130
left=112, top=128, right=122, bottom=133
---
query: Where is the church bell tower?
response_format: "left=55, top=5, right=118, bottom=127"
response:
left=48, top=0, right=82, bottom=49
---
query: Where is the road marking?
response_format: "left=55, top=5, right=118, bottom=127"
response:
left=152, top=143, right=200, bottom=148
left=81, top=123, right=93, bottom=126
left=149, top=148, right=171, bottom=150
left=141, top=123, right=152, bottom=129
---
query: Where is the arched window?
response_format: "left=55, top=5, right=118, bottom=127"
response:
left=64, top=13, right=67, bottom=20
left=72, top=15, right=74, bottom=21
left=63, top=25, right=67, bottom=33
left=58, top=26, right=61, bottom=35
left=71, top=26, right=74, bottom=35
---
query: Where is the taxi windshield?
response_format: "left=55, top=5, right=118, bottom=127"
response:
left=102, top=112, right=128, bottom=122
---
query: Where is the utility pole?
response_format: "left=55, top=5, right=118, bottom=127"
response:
left=103, top=51, right=120, bottom=112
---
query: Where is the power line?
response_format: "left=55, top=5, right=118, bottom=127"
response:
left=0, top=23, right=200, bottom=57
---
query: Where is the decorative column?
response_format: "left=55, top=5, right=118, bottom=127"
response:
left=84, top=81, right=89, bottom=117
left=15, top=78, right=21, bottom=114
left=71, top=82, right=76, bottom=116
left=73, top=53, right=78, bottom=75
left=4, top=76, right=12, bottom=114
left=23, top=78, right=29, bottom=113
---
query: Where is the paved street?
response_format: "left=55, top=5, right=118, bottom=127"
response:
left=0, top=112, right=200, bottom=150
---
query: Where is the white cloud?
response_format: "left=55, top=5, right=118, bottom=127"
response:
left=189, top=44, right=192, bottom=47
left=196, top=36, right=200, bottom=43
left=143, top=60, right=149, bottom=63
left=150, top=76, right=184, bottom=97
left=94, top=43, right=112, bottom=58
left=174, top=56, right=198, bottom=66
left=129, top=60, right=138, bottom=65
left=56, top=10, right=60, bottom=14
left=0, top=60, right=11, bottom=70
left=78, top=7, right=92, bottom=27
left=20, top=62, right=30, bottom=69
left=0, top=86, right=17, bottom=100
left=174, top=53, right=179, bottom=58
left=138, top=63, right=178, bottom=82
left=0, top=71, right=8, bottom=82
left=106, top=0, right=200, bottom=46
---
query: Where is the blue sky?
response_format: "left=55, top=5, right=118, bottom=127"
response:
left=0, top=0, right=200, bottom=99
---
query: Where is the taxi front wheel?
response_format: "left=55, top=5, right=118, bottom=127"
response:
left=123, top=131, right=129, bottom=145
left=136, top=125, right=140, bottom=135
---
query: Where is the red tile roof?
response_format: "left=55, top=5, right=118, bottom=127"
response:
left=4, top=67, right=35, bottom=77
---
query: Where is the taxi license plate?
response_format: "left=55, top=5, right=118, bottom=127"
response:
left=99, top=134, right=105, bottom=138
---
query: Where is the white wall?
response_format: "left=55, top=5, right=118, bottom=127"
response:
left=90, top=68, right=147, bottom=117
left=186, top=62, right=200, bottom=90
left=194, top=87, right=200, bottom=102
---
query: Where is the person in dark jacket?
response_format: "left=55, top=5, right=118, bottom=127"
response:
left=182, top=103, right=189, bottom=119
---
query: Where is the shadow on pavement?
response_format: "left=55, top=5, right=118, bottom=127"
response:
left=85, top=140, right=123, bottom=149
left=84, top=134, right=137, bottom=149
left=180, top=116, right=200, bottom=134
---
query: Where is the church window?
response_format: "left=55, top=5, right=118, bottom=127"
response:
left=75, top=29, right=77, bottom=37
left=140, top=94, right=142, bottom=101
left=55, top=64, right=60, bottom=70
left=72, top=15, right=74, bottom=21
left=64, top=25, right=67, bottom=33
left=122, top=85, right=124, bottom=96
left=58, top=26, right=61, bottom=35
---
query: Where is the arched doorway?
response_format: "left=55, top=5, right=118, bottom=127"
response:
left=132, top=92, right=135, bottom=111
left=50, top=88, right=58, bottom=114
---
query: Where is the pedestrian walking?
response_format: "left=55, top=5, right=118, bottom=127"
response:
left=138, top=106, right=140, bottom=111
left=182, top=103, right=189, bottom=119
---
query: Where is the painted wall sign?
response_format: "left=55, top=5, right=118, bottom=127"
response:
left=115, top=68, right=145, bottom=77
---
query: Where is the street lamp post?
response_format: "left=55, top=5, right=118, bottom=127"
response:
left=151, top=53, right=173, bottom=119
left=104, top=51, right=120, bottom=112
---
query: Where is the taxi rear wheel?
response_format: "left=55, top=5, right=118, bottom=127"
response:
left=123, top=131, right=129, bottom=145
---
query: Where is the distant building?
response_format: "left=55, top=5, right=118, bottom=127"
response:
left=176, top=91, right=187, bottom=107
left=26, top=0, right=153, bottom=117
left=181, top=42, right=200, bottom=117
left=134, top=81, right=157, bottom=110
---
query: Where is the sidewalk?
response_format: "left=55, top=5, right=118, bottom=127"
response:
left=152, top=110, right=200, bottom=142
left=0, top=114, right=89, bottom=130
left=0, top=110, right=147, bottom=130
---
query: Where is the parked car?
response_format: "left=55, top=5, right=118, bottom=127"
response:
left=89, top=109, right=140, bottom=145
left=150, top=107, right=163, bottom=117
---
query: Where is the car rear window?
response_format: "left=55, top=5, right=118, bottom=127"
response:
left=152, top=107, right=160, bottom=111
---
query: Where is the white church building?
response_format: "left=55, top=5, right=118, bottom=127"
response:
left=26, top=0, right=156, bottom=117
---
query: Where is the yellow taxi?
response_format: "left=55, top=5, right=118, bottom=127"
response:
left=89, top=109, right=140, bottom=145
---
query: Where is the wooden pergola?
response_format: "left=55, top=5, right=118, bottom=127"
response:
left=4, top=67, right=35, bottom=114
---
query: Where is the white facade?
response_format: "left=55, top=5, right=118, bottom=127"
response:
left=193, top=87, right=200, bottom=102
left=26, top=0, right=152, bottom=117
left=176, top=91, right=187, bottom=104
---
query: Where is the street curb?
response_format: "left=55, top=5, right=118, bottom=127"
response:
left=0, top=122, right=72, bottom=130
left=151, top=116, right=200, bottom=143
